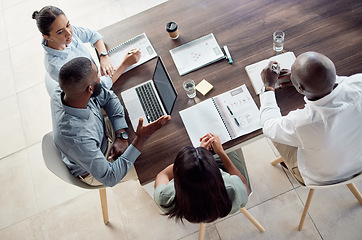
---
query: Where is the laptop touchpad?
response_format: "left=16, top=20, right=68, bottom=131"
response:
left=126, top=98, right=144, bottom=117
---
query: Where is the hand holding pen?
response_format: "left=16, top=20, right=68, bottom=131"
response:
left=123, top=48, right=141, bottom=67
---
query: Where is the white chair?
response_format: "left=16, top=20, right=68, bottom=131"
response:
left=198, top=207, right=265, bottom=240
left=44, top=72, right=58, bottom=97
left=271, top=156, right=362, bottom=230
left=42, top=132, right=109, bottom=224
left=198, top=148, right=265, bottom=239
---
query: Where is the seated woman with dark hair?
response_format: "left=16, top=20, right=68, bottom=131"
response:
left=154, top=133, right=251, bottom=223
left=32, top=5, right=140, bottom=94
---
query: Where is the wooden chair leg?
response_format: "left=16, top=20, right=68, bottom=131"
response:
left=198, top=222, right=206, bottom=240
left=99, top=188, right=109, bottom=224
left=298, top=189, right=314, bottom=231
left=239, top=208, right=265, bottom=232
left=346, top=183, right=362, bottom=204
left=270, top=156, right=283, bottom=166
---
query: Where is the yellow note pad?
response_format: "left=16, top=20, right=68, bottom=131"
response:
left=195, top=79, right=213, bottom=95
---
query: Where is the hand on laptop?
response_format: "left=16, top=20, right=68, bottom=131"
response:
left=132, top=115, right=171, bottom=151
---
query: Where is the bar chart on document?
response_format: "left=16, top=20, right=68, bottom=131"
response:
left=170, top=33, right=225, bottom=76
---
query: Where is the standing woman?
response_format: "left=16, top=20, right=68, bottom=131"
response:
left=32, top=6, right=140, bottom=93
left=154, top=133, right=251, bottom=223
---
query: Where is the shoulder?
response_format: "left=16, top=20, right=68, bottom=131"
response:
left=221, top=170, right=248, bottom=212
left=339, top=74, right=362, bottom=89
left=153, top=180, right=175, bottom=212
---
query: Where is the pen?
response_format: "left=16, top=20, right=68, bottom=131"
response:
left=227, top=105, right=233, bottom=115
left=234, top=118, right=240, bottom=127
left=272, top=63, right=279, bottom=74
left=223, top=46, right=233, bottom=64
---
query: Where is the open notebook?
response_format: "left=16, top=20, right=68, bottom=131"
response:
left=245, top=52, right=296, bottom=95
left=108, top=33, right=157, bottom=73
left=179, top=85, right=261, bottom=147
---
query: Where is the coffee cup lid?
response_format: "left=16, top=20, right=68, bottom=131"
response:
left=166, top=22, right=178, bottom=32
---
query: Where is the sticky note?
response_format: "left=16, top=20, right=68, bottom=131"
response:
left=195, top=79, right=213, bottom=96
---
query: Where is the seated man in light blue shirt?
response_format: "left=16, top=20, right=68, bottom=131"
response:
left=51, top=57, right=170, bottom=187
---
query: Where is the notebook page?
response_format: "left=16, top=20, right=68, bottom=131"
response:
left=108, top=33, right=157, bottom=73
left=179, top=99, right=231, bottom=147
left=245, top=52, right=296, bottom=95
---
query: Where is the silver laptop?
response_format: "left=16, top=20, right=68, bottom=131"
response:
left=121, top=57, right=177, bottom=131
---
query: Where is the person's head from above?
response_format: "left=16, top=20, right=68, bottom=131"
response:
left=166, top=146, right=232, bottom=223
left=32, top=6, right=72, bottom=49
left=291, top=51, right=336, bottom=101
left=59, top=57, right=101, bottom=106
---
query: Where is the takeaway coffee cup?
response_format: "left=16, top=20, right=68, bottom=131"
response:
left=166, top=21, right=179, bottom=39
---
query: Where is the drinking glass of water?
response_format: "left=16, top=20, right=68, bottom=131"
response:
left=183, top=79, right=196, bottom=98
left=273, top=30, right=285, bottom=53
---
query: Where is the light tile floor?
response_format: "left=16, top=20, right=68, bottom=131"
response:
left=0, top=0, right=361, bottom=239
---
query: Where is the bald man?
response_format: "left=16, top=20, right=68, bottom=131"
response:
left=260, top=52, right=362, bottom=186
left=51, top=57, right=170, bottom=187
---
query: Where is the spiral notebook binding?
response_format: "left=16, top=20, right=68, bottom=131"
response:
left=107, top=33, right=146, bottom=54
left=211, top=98, right=234, bottom=139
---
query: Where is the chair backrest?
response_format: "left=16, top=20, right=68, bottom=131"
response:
left=42, top=131, right=104, bottom=190
left=44, top=72, right=59, bottom=97
left=307, top=173, right=362, bottom=189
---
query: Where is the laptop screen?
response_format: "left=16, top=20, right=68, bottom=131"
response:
left=153, top=57, right=177, bottom=114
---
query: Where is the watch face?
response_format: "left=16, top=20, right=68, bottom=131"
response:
left=121, top=131, right=128, bottom=140
left=100, top=51, right=108, bottom=56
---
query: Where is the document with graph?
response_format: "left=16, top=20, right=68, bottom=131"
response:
left=179, top=84, right=261, bottom=147
left=170, top=33, right=225, bottom=76
left=108, top=33, right=157, bottom=73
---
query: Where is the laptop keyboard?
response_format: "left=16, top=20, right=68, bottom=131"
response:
left=135, top=82, right=165, bottom=122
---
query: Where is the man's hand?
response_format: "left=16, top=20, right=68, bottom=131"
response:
left=277, top=69, right=293, bottom=88
left=108, top=138, right=129, bottom=161
left=261, top=61, right=280, bottom=87
left=132, top=115, right=171, bottom=151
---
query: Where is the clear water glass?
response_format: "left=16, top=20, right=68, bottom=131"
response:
left=273, top=30, right=285, bottom=53
left=183, top=79, right=196, bottom=98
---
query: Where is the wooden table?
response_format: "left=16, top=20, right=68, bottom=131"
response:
left=99, top=0, right=362, bottom=184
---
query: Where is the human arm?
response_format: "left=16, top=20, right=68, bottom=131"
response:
left=200, top=133, right=250, bottom=195
left=131, top=116, right=171, bottom=151
left=259, top=62, right=304, bottom=146
left=93, top=38, right=115, bottom=77
left=107, top=128, right=129, bottom=160
left=108, top=49, right=141, bottom=83
left=154, top=164, right=174, bottom=189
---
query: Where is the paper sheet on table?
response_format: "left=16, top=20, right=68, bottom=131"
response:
left=245, top=52, right=296, bottom=95
left=170, top=33, right=224, bottom=76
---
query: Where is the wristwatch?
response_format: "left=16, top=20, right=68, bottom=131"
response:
left=99, top=51, right=108, bottom=58
left=116, top=131, right=129, bottom=140
left=262, top=85, right=275, bottom=93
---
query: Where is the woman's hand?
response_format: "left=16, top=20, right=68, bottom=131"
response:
left=100, top=55, right=115, bottom=77
left=199, top=133, right=225, bottom=155
left=200, top=133, right=214, bottom=150
left=122, top=49, right=141, bottom=68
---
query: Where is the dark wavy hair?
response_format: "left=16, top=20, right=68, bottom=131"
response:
left=32, top=6, right=64, bottom=36
left=163, top=146, right=232, bottom=223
